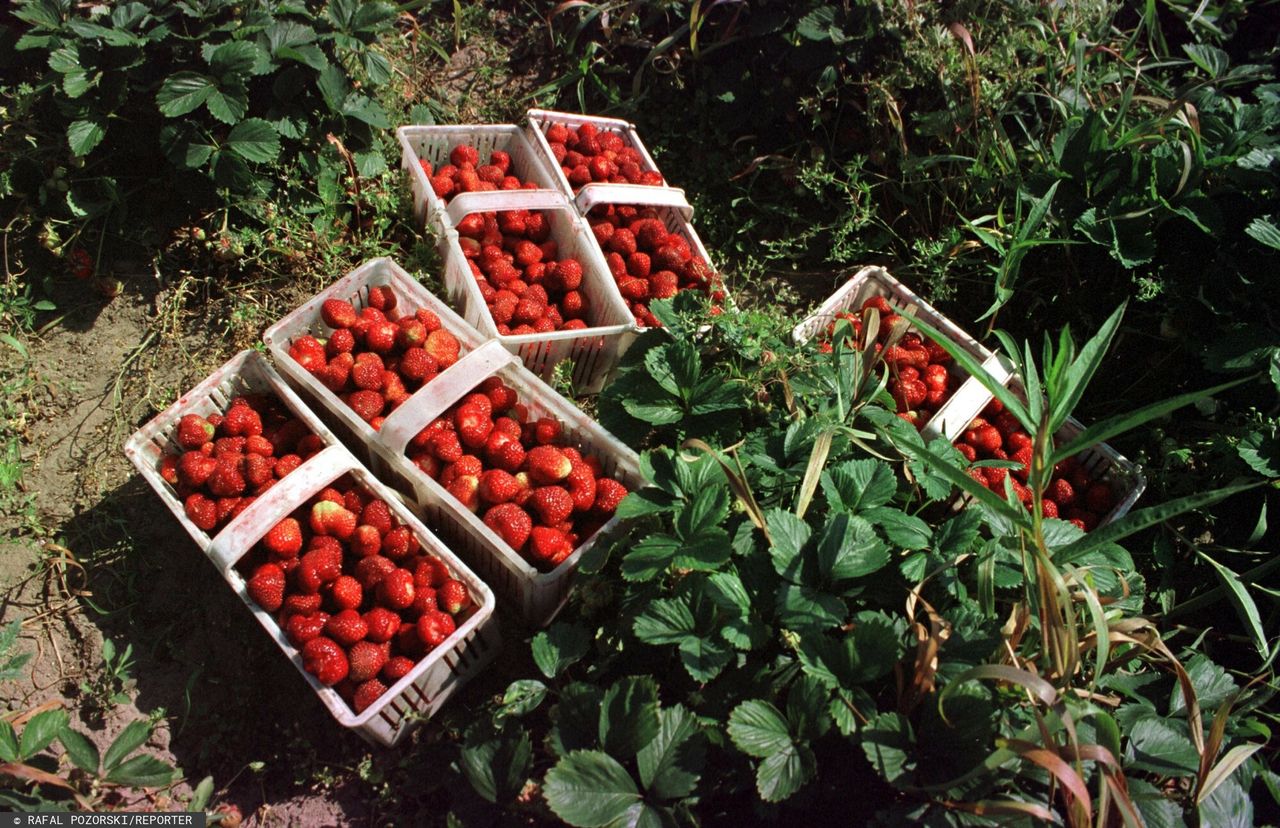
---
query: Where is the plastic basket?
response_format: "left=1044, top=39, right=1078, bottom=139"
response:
left=574, top=185, right=733, bottom=324
left=123, top=349, right=342, bottom=555
left=439, top=189, right=638, bottom=394
left=527, top=109, right=666, bottom=194
left=262, top=257, right=490, bottom=472
left=397, top=124, right=567, bottom=235
left=792, top=266, right=1011, bottom=443
left=371, top=340, right=644, bottom=627
left=953, top=382, right=1147, bottom=528
left=209, top=443, right=499, bottom=748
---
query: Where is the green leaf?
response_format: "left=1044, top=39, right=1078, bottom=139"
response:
left=18, top=709, right=68, bottom=760
left=206, top=84, right=249, bottom=125
left=756, top=745, right=815, bottom=803
left=727, top=700, right=792, bottom=758
left=208, top=40, right=263, bottom=79
left=461, top=729, right=532, bottom=804
left=353, top=1, right=398, bottom=32
left=823, top=515, right=890, bottom=581
left=156, top=71, right=215, bottom=117
left=678, top=633, right=732, bottom=682
left=599, top=677, right=659, bottom=760
left=58, top=726, right=99, bottom=774
left=103, top=719, right=151, bottom=772
left=1125, top=716, right=1200, bottom=776
left=863, top=506, right=932, bottom=550
left=532, top=623, right=592, bottom=680
left=159, top=124, right=215, bottom=169
left=934, top=509, right=983, bottom=557
left=0, top=721, right=19, bottom=763
left=621, top=534, right=680, bottom=581
left=225, top=118, right=280, bottom=163
left=47, top=44, right=79, bottom=73
left=636, top=705, right=704, bottom=800
left=677, top=485, right=730, bottom=537
left=1183, top=43, right=1229, bottom=76
left=190, top=775, right=215, bottom=812
left=633, top=596, right=694, bottom=645
left=67, top=118, right=105, bottom=157
left=104, top=754, right=176, bottom=788
left=795, top=6, right=836, bottom=41
left=1199, top=772, right=1253, bottom=828
left=341, top=92, right=390, bottom=128
left=551, top=684, right=605, bottom=756
left=212, top=152, right=253, bottom=190
left=622, top=381, right=685, bottom=425
left=543, top=751, right=641, bottom=828
left=1169, top=655, right=1237, bottom=717
left=766, top=509, right=811, bottom=579
left=861, top=712, right=914, bottom=784
left=797, top=611, right=901, bottom=686
left=645, top=343, right=698, bottom=398
left=787, top=675, right=832, bottom=742
left=776, top=583, right=845, bottom=630
left=672, top=528, right=732, bottom=572
left=500, top=680, right=547, bottom=718
left=1197, top=553, right=1270, bottom=660
left=1244, top=217, right=1280, bottom=251
left=1049, top=303, right=1127, bottom=432
left=820, top=459, right=896, bottom=513
left=355, top=149, right=387, bottom=177
left=1238, top=429, right=1279, bottom=477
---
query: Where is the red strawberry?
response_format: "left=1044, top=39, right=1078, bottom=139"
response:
left=347, top=390, right=384, bottom=423
left=416, top=610, right=456, bottom=648
left=532, top=417, right=562, bottom=445
left=246, top=563, right=286, bottom=612
left=410, top=586, right=438, bottom=617
left=302, top=637, right=348, bottom=686
left=478, top=469, right=520, bottom=504
left=360, top=500, right=394, bottom=535
left=351, top=678, right=388, bottom=714
left=222, top=404, right=263, bottom=438
left=1047, top=477, right=1076, bottom=506
left=310, top=500, right=357, bottom=540
left=298, top=544, right=343, bottom=592
left=1084, top=481, right=1116, bottom=514
left=429, top=430, right=464, bottom=463
left=322, top=298, right=358, bottom=329
left=325, top=609, right=368, bottom=647
left=289, top=336, right=327, bottom=372
left=565, top=460, right=597, bottom=512
left=527, top=526, right=574, bottom=567
left=327, top=328, right=356, bottom=356
left=347, top=640, right=389, bottom=683
left=184, top=492, right=218, bottom=531
left=348, top=524, right=381, bottom=557
left=1007, top=431, right=1034, bottom=454
left=178, top=451, right=218, bottom=488
left=274, top=454, right=302, bottom=479
left=414, top=557, right=450, bottom=589
left=424, top=330, right=460, bottom=368
left=593, top=478, right=628, bottom=515
left=399, top=348, right=437, bottom=383
left=381, top=525, right=418, bottom=561
left=530, top=486, right=574, bottom=525
left=363, top=607, right=400, bottom=643
left=455, top=404, right=493, bottom=449
left=966, top=424, right=1003, bottom=456
left=482, top=377, right=518, bottom=411
left=378, top=568, right=415, bottom=609
left=483, top=503, right=532, bottom=550
left=526, top=445, right=572, bottom=484
left=285, top=612, right=329, bottom=647
left=446, top=474, right=481, bottom=512
left=382, top=656, right=415, bottom=683
left=329, top=575, right=363, bottom=611
left=1041, top=499, right=1060, bottom=519
left=351, top=352, right=385, bottom=391
left=354, top=555, right=396, bottom=591
left=438, top=579, right=470, bottom=615
left=159, top=454, right=180, bottom=486
left=283, top=593, right=323, bottom=615
left=264, top=518, right=303, bottom=557
left=485, top=430, right=526, bottom=472
left=176, top=414, right=215, bottom=450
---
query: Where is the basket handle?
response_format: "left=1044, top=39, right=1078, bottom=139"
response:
left=574, top=184, right=692, bottom=219
left=376, top=341, right=520, bottom=458
left=446, top=190, right=571, bottom=226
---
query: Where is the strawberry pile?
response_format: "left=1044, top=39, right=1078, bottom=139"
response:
left=819, top=296, right=960, bottom=429
left=585, top=204, right=723, bottom=328
left=239, top=477, right=475, bottom=714
left=421, top=143, right=540, bottom=203
left=541, top=121, right=664, bottom=190
left=404, top=376, right=629, bottom=571
left=161, top=396, right=325, bottom=535
left=957, top=400, right=1120, bottom=531
left=287, top=290, right=463, bottom=430
left=455, top=208, right=595, bottom=335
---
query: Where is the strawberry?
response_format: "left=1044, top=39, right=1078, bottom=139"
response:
left=965, top=424, right=1003, bottom=455
left=310, top=500, right=357, bottom=540
left=530, top=486, right=574, bottom=525
left=285, top=612, right=329, bottom=647
left=283, top=593, right=323, bottom=615
left=532, top=417, right=561, bottom=445
left=159, top=454, right=180, bottom=485
left=429, top=430, right=464, bottom=463
left=381, top=525, right=419, bottom=561
left=565, top=460, right=597, bottom=512
left=378, top=568, right=415, bottom=610
left=365, top=320, right=397, bottom=353
left=455, top=404, right=493, bottom=448
left=446, top=474, right=481, bottom=512
left=1011, top=446, right=1034, bottom=481
left=485, top=430, right=526, bottom=472
left=382, top=656, right=415, bottom=683
left=347, top=390, right=384, bottom=423
left=264, top=518, right=303, bottom=557
left=244, top=454, right=274, bottom=488
left=347, top=640, right=389, bottom=684
left=298, top=545, right=343, bottom=593
left=527, top=526, right=574, bottom=567
left=1084, top=481, right=1116, bottom=514
left=322, top=298, right=358, bottom=329
left=246, top=563, right=286, bottom=612
left=424, top=330, right=460, bottom=369
left=325, top=609, right=368, bottom=647
left=274, top=454, right=302, bottom=478
left=184, top=493, right=218, bottom=531
left=354, top=555, right=396, bottom=591
left=351, top=352, right=385, bottom=390
left=527, top=445, right=572, bottom=484
left=416, top=610, right=456, bottom=648
left=438, top=579, right=470, bottom=615
left=483, top=503, right=533, bottom=550
left=955, top=443, right=978, bottom=462
left=478, top=469, right=520, bottom=504
left=592, top=478, right=628, bottom=515
left=363, top=607, right=400, bottom=643
left=1047, top=477, right=1076, bottom=506
left=359, top=500, right=394, bottom=535
left=367, top=285, right=397, bottom=312
left=410, top=586, right=438, bottom=617
left=302, top=637, right=348, bottom=686
left=399, top=348, right=437, bottom=383
left=289, top=336, right=327, bottom=372
left=176, top=414, right=215, bottom=450
left=351, top=677, right=389, bottom=714
left=178, top=452, right=218, bottom=488
left=327, top=328, right=356, bottom=356
left=414, top=557, right=450, bottom=589
left=329, top=575, right=363, bottom=611
left=1041, top=499, right=1060, bottom=519
left=222, top=404, right=263, bottom=438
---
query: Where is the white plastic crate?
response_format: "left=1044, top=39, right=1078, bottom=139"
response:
left=792, top=266, right=1011, bottom=443
left=261, top=257, right=490, bottom=472
left=440, top=189, right=638, bottom=394
left=954, top=383, right=1147, bottom=527
left=527, top=108, right=666, bottom=195
left=372, top=340, right=644, bottom=627
left=574, top=185, right=733, bottom=324
left=209, top=443, right=499, bottom=748
left=397, top=124, right=567, bottom=235
left=123, top=349, right=342, bottom=556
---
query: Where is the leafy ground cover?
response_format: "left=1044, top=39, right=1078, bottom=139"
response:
left=1, top=0, right=1277, bottom=825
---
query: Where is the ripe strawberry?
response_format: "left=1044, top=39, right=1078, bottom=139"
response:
left=592, top=478, right=628, bottom=515
left=184, top=492, right=218, bottom=531
left=246, top=563, right=286, bottom=612
left=1041, top=499, right=1060, bottom=519
left=363, top=607, right=399, bottom=644
left=243, top=454, right=273, bottom=488
left=1006, top=431, right=1034, bottom=454
left=325, top=609, right=369, bottom=647
left=417, top=610, right=456, bottom=648
left=530, top=486, right=574, bottom=525
left=351, top=353, right=385, bottom=390
left=965, top=424, right=1003, bottom=455
left=565, top=460, right=597, bottom=512
left=527, top=445, right=572, bottom=484
left=367, top=285, right=397, bottom=312
left=455, top=404, right=493, bottom=448
left=429, top=430, right=464, bottom=463
left=955, top=443, right=977, bottom=462
left=414, top=557, right=450, bottom=589
left=302, top=637, right=348, bottom=686
left=354, top=555, right=396, bottom=591
left=378, top=568, right=415, bottom=610
left=485, top=430, right=526, bottom=472
left=483, top=503, right=533, bottom=550
left=347, top=390, right=384, bottom=423
left=1047, top=477, right=1076, bottom=506
left=263, top=518, right=303, bottom=557
left=531, top=417, right=561, bottom=445
left=329, top=575, right=363, bottom=611
left=283, top=593, right=323, bottom=615
left=176, top=414, right=215, bottom=450
left=327, top=328, right=356, bottom=356
left=178, top=451, right=218, bottom=488
left=399, top=348, right=437, bottom=383
left=310, top=500, right=357, bottom=540
left=527, top=526, right=574, bottom=567
left=424, top=330, right=460, bottom=368
left=274, top=454, right=302, bottom=478
left=289, top=335, right=327, bottom=372
left=359, top=500, right=394, bottom=535
left=351, top=676, right=389, bottom=714
left=222, top=404, right=263, bottom=438
left=381, top=525, right=419, bottom=561
left=1084, top=481, right=1116, bottom=514
left=322, top=298, right=359, bottom=329
left=446, top=474, right=481, bottom=512
left=438, top=579, right=470, bottom=615
left=478, top=469, right=520, bottom=504
left=382, top=656, right=415, bottom=683
left=285, top=612, right=329, bottom=647
left=1011, top=446, right=1034, bottom=481
left=347, top=640, right=389, bottom=684
left=891, top=379, right=928, bottom=412
left=159, top=454, right=180, bottom=486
